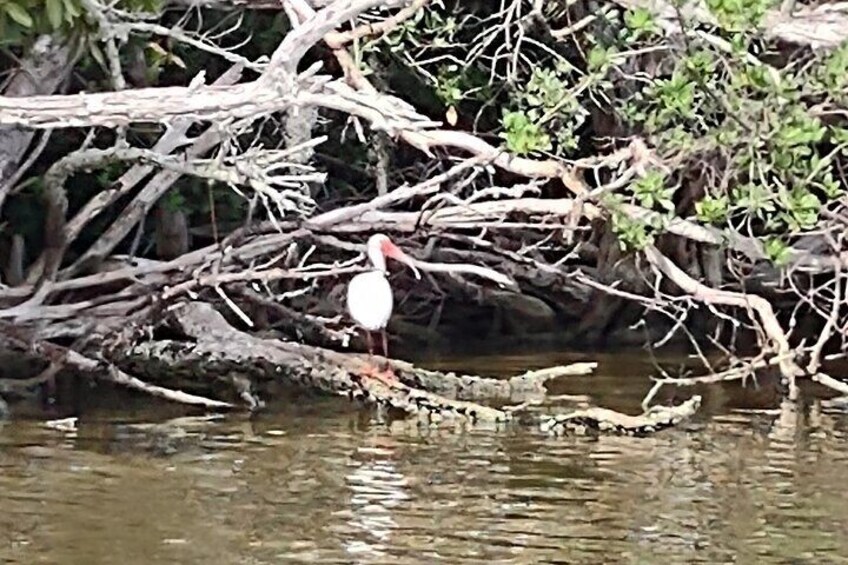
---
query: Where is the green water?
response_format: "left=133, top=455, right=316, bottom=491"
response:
left=1, top=349, right=848, bottom=564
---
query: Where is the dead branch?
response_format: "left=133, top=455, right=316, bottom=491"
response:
left=306, top=156, right=490, bottom=227
left=67, top=348, right=234, bottom=409
left=0, top=35, right=76, bottom=209
left=136, top=301, right=519, bottom=422
left=62, top=64, right=245, bottom=250
left=540, top=395, right=702, bottom=436
left=812, top=372, right=848, bottom=396
left=324, top=0, right=430, bottom=48
left=22, top=142, right=320, bottom=300
left=110, top=301, right=697, bottom=434
left=643, top=245, right=803, bottom=393
left=0, top=1, right=433, bottom=132
left=807, top=265, right=845, bottom=375
left=0, top=318, right=232, bottom=408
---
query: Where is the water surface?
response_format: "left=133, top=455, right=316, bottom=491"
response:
left=2, top=349, right=848, bottom=564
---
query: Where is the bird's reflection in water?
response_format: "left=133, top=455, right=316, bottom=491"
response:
left=341, top=436, right=410, bottom=561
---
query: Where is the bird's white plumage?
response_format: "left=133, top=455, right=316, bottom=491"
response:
left=347, top=270, right=393, bottom=331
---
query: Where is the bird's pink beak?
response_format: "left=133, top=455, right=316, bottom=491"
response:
left=381, top=240, right=421, bottom=280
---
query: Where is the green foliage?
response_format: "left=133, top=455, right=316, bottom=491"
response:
left=498, top=62, right=589, bottom=155
left=603, top=0, right=846, bottom=265
left=632, top=170, right=675, bottom=212
left=607, top=170, right=677, bottom=252
left=523, top=67, right=568, bottom=110
left=695, top=195, right=729, bottom=225
left=706, top=0, right=776, bottom=29
left=815, top=44, right=848, bottom=96
left=499, top=111, right=551, bottom=155
left=0, top=0, right=79, bottom=40
left=434, top=65, right=463, bottom=105
left=0, top=0, right=160, bottom=44
left=779, top=187, right=821, bottom=231
left=611, top=211, right=654, bottom=252
left=764, top=236, right=791, bottom=266
left=623, top=7, right=659, bottom=41
left=606, top=193, right=657, bottom=252
left=646, top=71, right=698, bottom=129
left=587, top=45, right=614, bottom=74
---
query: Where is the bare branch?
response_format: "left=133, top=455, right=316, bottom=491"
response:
left=66, top=349, right=234, bottom=408
left=643, top=245, right=803, bottom=392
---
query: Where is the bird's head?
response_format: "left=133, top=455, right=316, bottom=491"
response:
left=366, top=234, right=421, bottom=280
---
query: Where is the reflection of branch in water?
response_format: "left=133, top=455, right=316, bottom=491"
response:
left=342, top=441, right=409, bottom=559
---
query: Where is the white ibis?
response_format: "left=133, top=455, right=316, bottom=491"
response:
left=347, top=233, right=420, bottom=385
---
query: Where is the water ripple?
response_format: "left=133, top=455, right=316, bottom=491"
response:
left=2, top=376, right=848, bottom=563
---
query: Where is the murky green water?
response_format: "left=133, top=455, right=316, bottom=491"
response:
left=2, top=349, right=848, bottom=564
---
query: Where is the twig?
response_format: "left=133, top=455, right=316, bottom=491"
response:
left=643, top=245, right=803, bottom=396
left=0, top=128, right=52, bottom=208
left=807, top=267, right=843, bottom=374
left=324, top=0, right=431, bottom=48
left=307, top=156, right=490, bottom=227
left=407, top=257, right=517, bottom=289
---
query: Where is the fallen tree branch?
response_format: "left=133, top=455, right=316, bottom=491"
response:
left=540, top=395, right=702, bottom=436
left=127, top=301, right=522, bottom=422
left=67, top=349, right=235, bottom=409
left=0, top=320, right=233, bottom=408
left=111, top=301, right=697, bottom=434
left=117, top=302, right=603, bottom=422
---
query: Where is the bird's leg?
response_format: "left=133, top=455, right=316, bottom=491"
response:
left=379, top=328, right=398, bottom=382
left=365, top=330, right=375, bottom=359
left=359, top=330, right=396, bottom=387
left=363, top=330, right=379, bottom=372
left=381, top=329, right=389, bottom=365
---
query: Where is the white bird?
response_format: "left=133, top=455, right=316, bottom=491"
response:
left=347, top=233, right=420, bottom=384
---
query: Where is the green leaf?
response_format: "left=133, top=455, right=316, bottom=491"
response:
left=46, top=0, right=64, bottom=29
left=62, top=0, right=80, bottom=20
left=695, top=195, right=729, bottom=224
left=764, top=237, right=792, bottom=266
left=499, top=110, right=552, bottom=155
left=587, top=46, right=611, bottom=73
left=624, top=7, right=654, bottom=32
left=4, top=3, right=33, bottom=28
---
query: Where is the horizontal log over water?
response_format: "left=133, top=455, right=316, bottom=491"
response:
left=103, top=301, right=700, bottom=433
left=540, top=396, right=703, bottom=437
